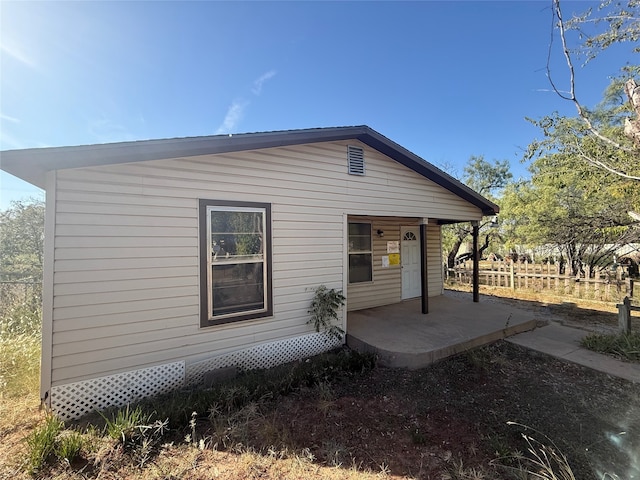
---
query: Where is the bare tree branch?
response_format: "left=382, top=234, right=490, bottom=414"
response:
left=551, top=0, right=637, bottom=155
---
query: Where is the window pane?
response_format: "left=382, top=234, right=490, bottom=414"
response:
left=348, top=223, right=370, bottom=236
left=212, top=263, right=264, bottom=316
left=211, top=210, right=264, bottom=260
left=348, top=223, right=371, bottom=252
left=349, top=253, right=372, bottom=283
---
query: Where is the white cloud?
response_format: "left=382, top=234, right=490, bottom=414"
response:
left=0, top=113, right=20, bottom=124
left=214, top=70, right=276, bottom=134
left=251, top=70, right=276, bottom=96
left=1, top=42, right=37, bottom=69
left=215, top=100, right=248, bottom=135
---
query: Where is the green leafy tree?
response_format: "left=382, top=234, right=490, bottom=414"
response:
left=0, top=199, right=45, bottom=281
left=443, top=156, right=512, bottom=268
left=501, top=145, right=638, bottom=276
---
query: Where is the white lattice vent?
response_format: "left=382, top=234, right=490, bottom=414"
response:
left=51, top=361, right=185, bottom=421
left=186, top=332, right=342, bottom=386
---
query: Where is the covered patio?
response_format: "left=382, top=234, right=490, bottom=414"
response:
left=346, top=290, right=539, bottom=369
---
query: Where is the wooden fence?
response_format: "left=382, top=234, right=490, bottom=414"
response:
left=448, top=260, right=635, bottom=303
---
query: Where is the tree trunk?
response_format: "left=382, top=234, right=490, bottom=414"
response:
left=447, top=237, right=464, bottom=268
left=477, top=234, right=491, bottom=258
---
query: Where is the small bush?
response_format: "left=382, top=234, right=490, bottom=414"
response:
left=581, top=332, right=640, bottom=362
left=307, top=285, right=346, bottom=341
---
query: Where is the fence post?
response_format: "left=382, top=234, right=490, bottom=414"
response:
left=510, top=262, right=515, bottom=290
left=618, top=296, right=631, bottom=334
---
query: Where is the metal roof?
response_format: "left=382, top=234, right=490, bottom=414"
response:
left=0, top=125, right=498, bottom=215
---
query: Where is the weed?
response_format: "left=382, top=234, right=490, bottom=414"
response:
left=55, top=429, right=85, bottom=465
left=492, top=422, right=576, bottom=480
left=24, top=414, right=63, bottom=474
left=442, top=457, right=487, bottom=479
left=321, top=439, right=349, bottom=467
left=581, top=332, right=640, bottom=362
left=209, top=400, right=263, bottom=450
left=101, top=404, right=151, bottom=443
left=378, top=461, right=391, bottom=476
left=409, top=427, right=427, bottom=445
left=100, top=403, right=168, bottom=466
left=185, top=410, right=198, bottom=445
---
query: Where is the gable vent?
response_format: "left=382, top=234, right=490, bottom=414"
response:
left=347, top=145, right=365, bottom=175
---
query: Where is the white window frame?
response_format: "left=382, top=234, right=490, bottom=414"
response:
left=348, top=221, right=373, bottom=284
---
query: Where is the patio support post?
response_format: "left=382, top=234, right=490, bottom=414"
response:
left=472, top=221, right=479, bottom=303
left=420, top=221, right=429, bottom=314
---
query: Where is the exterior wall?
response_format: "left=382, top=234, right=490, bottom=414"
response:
left=427, top=223, right=444, bottom=296
left=346, top=218, right=443, bottom=311
left=47, top=140, right=482, bottom=389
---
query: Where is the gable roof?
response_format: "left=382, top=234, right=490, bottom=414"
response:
left=0, top=125, right=498, bottom=215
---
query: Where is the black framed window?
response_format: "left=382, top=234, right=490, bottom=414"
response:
left=348, top=222, right=372, bottom=283
left=199, top=199, right=272, bottom=326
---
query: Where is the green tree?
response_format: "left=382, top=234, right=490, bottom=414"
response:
left=0, top=199, right=45, bottom=281
left=501, top=145, right=638, bottom=276
left=443, top=156, right=512, bottom=268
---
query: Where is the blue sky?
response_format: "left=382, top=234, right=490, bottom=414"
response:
left=0, top=1, right=634, bottom=210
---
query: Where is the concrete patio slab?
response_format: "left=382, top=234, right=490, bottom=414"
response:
left=346, top=291, right=539, bottom=369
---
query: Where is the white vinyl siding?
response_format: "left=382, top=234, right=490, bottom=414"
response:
left=48, top=141, right=482, bottom=385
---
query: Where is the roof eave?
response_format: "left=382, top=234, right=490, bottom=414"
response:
left=0, top=125, right=498, bottom=215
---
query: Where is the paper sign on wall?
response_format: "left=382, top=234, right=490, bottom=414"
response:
left=381, top=256, right=389, bottom=268
left=388, top=253, right=400, bottom=266
left=387, top=241, right=399, bottom=254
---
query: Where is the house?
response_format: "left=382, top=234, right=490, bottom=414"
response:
left=0, top=125, right=498, bottom=419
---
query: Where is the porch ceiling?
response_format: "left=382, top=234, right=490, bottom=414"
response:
left=346, top=290, right=538, bottom=369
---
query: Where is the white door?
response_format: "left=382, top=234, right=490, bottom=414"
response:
left=401, top=226, right=421, bottom=299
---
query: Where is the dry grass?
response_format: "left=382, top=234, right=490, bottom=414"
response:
left=103, top=444, right=393, bottom=480
left=448, top=282, right=621, bottom=313
left=0, top=338, right=44, bottom=479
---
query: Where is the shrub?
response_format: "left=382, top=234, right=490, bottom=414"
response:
left=581, top=332, right=640, bottom=362
left=307, top=285, right=346, bottom=341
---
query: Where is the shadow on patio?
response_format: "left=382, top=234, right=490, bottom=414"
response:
left=346, top=290, right=540, bottom=369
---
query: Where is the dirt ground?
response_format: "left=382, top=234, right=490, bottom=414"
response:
left=2, top=289, right=639, bottom=479
left=200, top=290, right=640, bottom=479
